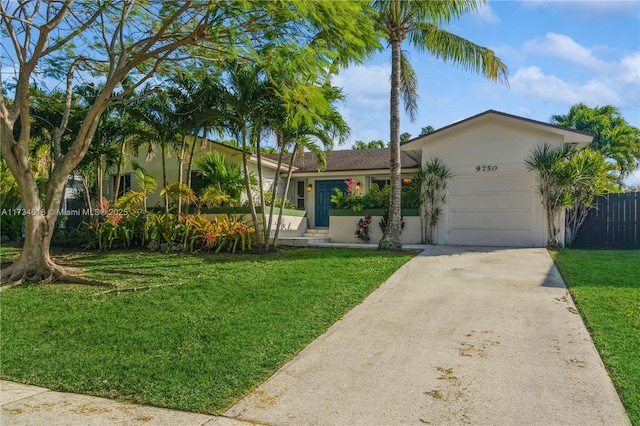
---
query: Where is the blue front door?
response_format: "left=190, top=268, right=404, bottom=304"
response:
left=315, top=180, right=346, bottom=228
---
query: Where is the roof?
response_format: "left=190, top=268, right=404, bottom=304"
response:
left=265, top=148, right=420, bottom=173
left=401, top=109, right=594, bottom=150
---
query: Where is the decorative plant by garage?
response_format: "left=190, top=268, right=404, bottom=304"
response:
left=525, top=144, right=613, bottom=247
left=355, top=214, right=372, bottom=243
left=416, top=158, right=452, bottom=244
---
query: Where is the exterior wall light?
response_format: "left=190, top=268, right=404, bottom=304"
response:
left=355, top=182, right=361, bottom=191
left=402, top=178, right=412, bottom=186
left=307, top=184, right=313, bottom=192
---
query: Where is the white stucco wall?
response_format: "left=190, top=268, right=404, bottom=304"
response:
left=105, top=142, right=279, bottom=209
left=404, top=113, right=591, bottom=247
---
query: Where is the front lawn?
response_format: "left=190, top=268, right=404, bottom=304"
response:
left=551, top=249, right=639, bottom=425
left=0, top=247, right=414, bottom=414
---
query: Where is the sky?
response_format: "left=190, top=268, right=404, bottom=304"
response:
left=332, top=0, right=640, bottom=186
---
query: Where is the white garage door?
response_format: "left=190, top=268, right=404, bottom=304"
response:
left=448, top=172, right=533, bottom=246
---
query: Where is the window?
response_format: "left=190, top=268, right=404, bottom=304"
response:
left=371, top=179, right=390, bottom=190
left=190, top=171, right=207, bottom=195
left=296, top=181, right=305, bottom=210
left=113, top=174, right=131, bottom=198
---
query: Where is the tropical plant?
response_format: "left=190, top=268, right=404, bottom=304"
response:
left=354, top=140, right=386, bottom=149
left=194, top=152, right=250, bottom=205
left=551, top=103, right=640, bottom=179
left=525, top=144, right=576, bottom=247
left=415, top=158, right=452, bottom=244
left=524, top=143, right=615, bottom=247
left=160, top=182, right=197, bottom=212
left=355, top=214, right=373, bottom=243
left=195, top=187, right=231, bottom=213
left=129, top=89, right=183, bottom=214
left=0, top=0, right=379, bottom=284
left=558, top=149, right=614, bottom=246
left=114, top=162, right=157, bottom=211
left=373, top=0, right=508, bottom=251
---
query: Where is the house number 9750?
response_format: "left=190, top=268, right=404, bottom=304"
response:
left=476, top=165, right=497, bottom=172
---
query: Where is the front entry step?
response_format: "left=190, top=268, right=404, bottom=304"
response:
left=302, top=229, right=330, bottom=238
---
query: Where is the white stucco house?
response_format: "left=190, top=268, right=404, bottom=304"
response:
left=401, top=110, right=593, bottom=247
left=269, top=109, right=593, bottom=247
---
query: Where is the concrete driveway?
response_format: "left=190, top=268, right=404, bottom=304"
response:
left=226, top=246, right=630, bottom=425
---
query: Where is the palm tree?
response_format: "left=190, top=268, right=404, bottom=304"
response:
left=525, top=143, right=575, bottom=247
left=129, top=89, right=181, bottom=214
left=373, top=0, right=508, bottom=251
left=215, top=61, right=271, bottom=251
left=194, top=152, right=251, bottom=205
left=551, top=103, right=640, bottom=179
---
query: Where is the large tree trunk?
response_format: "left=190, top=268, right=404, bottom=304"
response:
left=0, top=155, right=97, bottom=287
left=379, top=35, right=403, bottom=251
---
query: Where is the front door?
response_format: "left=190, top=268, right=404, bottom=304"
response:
left=315, top=180, right=346, bottom=228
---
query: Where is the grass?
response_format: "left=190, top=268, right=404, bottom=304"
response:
left=551, top=249, right=640, bottom=425
left=0, top=246, right=415, bottom=414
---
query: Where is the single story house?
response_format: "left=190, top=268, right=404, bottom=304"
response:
left=105, top=109, right=594, bottom=248
left=104, top=139, right=282, bottom=208
left=401, top=109, right=593, bottom=247
left=267, top=148, right=420, bottom=229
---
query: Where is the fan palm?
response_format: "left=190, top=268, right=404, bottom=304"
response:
left=373, top=0, right=508, bottom=250
left=194, top=152, right=251, bottom=205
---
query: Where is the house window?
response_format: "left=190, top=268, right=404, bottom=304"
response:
left=371, top=179, right=390, bottom=190
left=190, top=171, right=207, bottom=195
left=113, top=174, right=131, bottom=198
left=296, top=181, right=305, bottom=210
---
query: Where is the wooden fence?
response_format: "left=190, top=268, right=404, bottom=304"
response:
left=572, top=192, right=639, bottom=249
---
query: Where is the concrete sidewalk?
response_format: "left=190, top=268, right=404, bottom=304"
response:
left=0, top=380, right=249, bottom=425
left=1, top=246, right=630, bottom=425
left=226, top=246, right=630, bottom=425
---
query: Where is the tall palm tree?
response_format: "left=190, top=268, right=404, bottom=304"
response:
left=215, top=61, right=271, bottom=251
left=129, top=89, right=181, bottom=214
left=551, top=103, right=640, bottom=179
left=373, top=0, right=508, bottom=250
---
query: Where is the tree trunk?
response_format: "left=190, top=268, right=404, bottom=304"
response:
left=96, top=158, right=104, bottom=208
left=240, top=128, right=263, bottom=251
left=177, top=135, right=186, bottom=214
left=161, top=143, right=169, bottom=214
left=112, top=139, right=126, bottom=204
left=185, top=132, right=204, bottom=215
left=379, top=35, right=403, bottom=251
left=266, top=133, right=285, bottom=249
left=272, top=145, right=298, bottom=249
left=254, top=134, right=268, bottom=250
left=80, top=174, right=93, bottom=223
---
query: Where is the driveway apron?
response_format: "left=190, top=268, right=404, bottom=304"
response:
left=225, top=246, right=630, bottom=425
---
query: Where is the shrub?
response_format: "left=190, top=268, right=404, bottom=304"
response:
left=355, top=214, right=372, bottom=243
left=82, top=211, right=255, bottom=254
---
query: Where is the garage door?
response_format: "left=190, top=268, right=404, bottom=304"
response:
left=448, top=172, right=533, bottom=246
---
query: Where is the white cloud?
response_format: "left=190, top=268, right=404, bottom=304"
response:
left=511, top=66, right=621, bottom=105
left=332, top=63, right=390, bottom=108
left=332, top=63, right=392, bottom=146
left=625, top=169, right=640, bottom=187
left=619, top=52, right=640, bottom=85
left=516, top=34, right=639, bottom=108
left=524, top=33, right=608, bottom=71
left=475, top=2, right=500, bottom=24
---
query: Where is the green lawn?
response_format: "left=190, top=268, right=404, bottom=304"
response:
left=551, top=249, right=640, bottom=425
left=0, top=246, right=414, bottom=414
